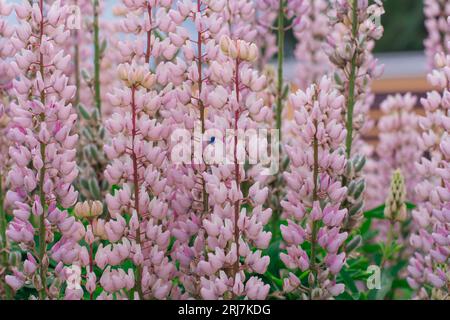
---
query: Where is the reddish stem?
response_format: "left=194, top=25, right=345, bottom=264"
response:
left=37, top=0, right=48, bottom=300
left=232, top=58, right=241, bottom=280
left=89, top=241, right=94, bottom=300
left=145, top=4, right=152, bottom=64
left=196, top=0, right=208, bottom=215
left=131, top=86, right=144, bottom=299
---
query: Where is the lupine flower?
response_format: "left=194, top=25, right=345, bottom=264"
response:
left=294, top=0, right=331, bottom=90
left=0, top=0, right=15, bottom=299
left=165, top=0, right=230, bottom=298
left=327, top=0, right=385, bottom=231
left=195, top=36, right=272, bottom=300
left=255, top=1, right=309, bottom=236
left=254, top=1, right=308, bottom=65
left=0, top=0, right=442, bottom=303
left=103, top=61, right=176, bottom=300
left=280, top=76, right=348, bottom=299
left=407, top=46, right=450, bottom=299
left=424, top=0, right=450, bottom=69
left=65, top=200, right=103, bottom=299
left=100, top=0, right=181, bottom=299
left=0, top=0, right=14, bottom=192
left=5, top=0, right=83, bottom=299
left=376, top=93, right=421, bottom=202
left=68, top=0, right=113, bottom=202
left=367, top=94, right=420, bottom=248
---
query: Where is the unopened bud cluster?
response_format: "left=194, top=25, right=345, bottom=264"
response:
left=384, top=170, right=407, bottom=222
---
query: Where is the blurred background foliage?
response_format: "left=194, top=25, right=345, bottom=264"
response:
left=285, top=0, right=426, bottom=55
left=375, top=0, right=426, bottom=52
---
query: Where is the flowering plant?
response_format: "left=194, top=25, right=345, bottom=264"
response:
left=0, top=0, right=447, bottom=302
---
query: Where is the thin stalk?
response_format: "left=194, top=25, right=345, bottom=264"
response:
left=271, top=0, right=285, bottom=234
left=276, top=0, right=285, bottom=148
left=197, top=0, right=208, bottom=216
left=276, top=0, right=285, bottom=140
left=88, top=239, right=94, bottom=300
left=74, top=30, right=80, bottom=107
left=309, top=120, right=319, bottom=299
left=38, top=141, right=47, bottom=300
left=145, top=3, right=152, bottom=64
left=37, top=0, right=47, bottom=300
left=130, top=87, right=144, bottom=300
left=0, top=175, right=12, bottom=299
left=344, top=0, right=359, bottom=158
left=93, top=0, right=101, bottom=114
left=381, top=221, right=395, bottom=268
left=232, top=58, right=241, bottom=285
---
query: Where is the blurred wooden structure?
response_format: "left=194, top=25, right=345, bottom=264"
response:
left=365, top=76, right=431, bottom=145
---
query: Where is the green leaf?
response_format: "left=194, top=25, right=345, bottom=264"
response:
left=90, top=145, right=99, bottom=161
left=265, top=271, right=283, bottom=290
left=89, top=179, right=101, bottom=199
left=406, top=202, right=416, bottom=210
left=346, top=235, right=362, bottom=253
left=334, top=72, right=342, bottom=86
left=282, top=84, right=290, bottom=100
left=100, top=39, right=107, bottom=56
left=80, top=179, right=90, bottom=191
left=339, top=269, right=360, bottom=300
left=81, top=69, right=91, bottom=81
left=363, top=204, right=385, bottom=219
left=375, top=271, right=394, bottom=300
left=263, top=239, right=283, bottom=275
left=78, top=104, right=90, bottom=120
left=359, top=217, right=372, bottom=237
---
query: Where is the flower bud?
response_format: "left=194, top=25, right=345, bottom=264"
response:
left=384, top=170, right=407, bottom=222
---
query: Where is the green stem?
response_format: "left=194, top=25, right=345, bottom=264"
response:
left=381, top=221, right=395, bottom=268
left=37, top=0, right=47, bottom=300
left=130, top=87, right=144, bottom=300
left=73, top=0, right=80, bottom=108
left=271, top=0, right=285, bottom=233
left=0, top=175, right=12, bottom=299
left=276, top=0, right=285, bottom=144
left=93, top=0, right=101, bottom=115
left=344, top=0, right=359, bottom=158
left=74, top=38, right=80, bottom=107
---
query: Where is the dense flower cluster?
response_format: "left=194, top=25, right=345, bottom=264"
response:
left=98, top=0, right=180, bottom=300
left=294, top=0, right=331, bottom=90
left=71, top=0, right=112, bottom=202
left=0, top=0, right=13, bottom=180
left=0, top=0, right=14, bottom=299
left=424, top=0, right=450, bottom=69
left=195, top=36, right=272, bottom=300
left=327, top=0, right=385, bottom=231
left=407, top=48, right=450, bottom=299
left=281, top=76, right=348, bottom=299
left=5, top=0, right=82, bottom=299
left=0, top=0, right=448, bottom=302
left=376, top=93, right=421, bottom=202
